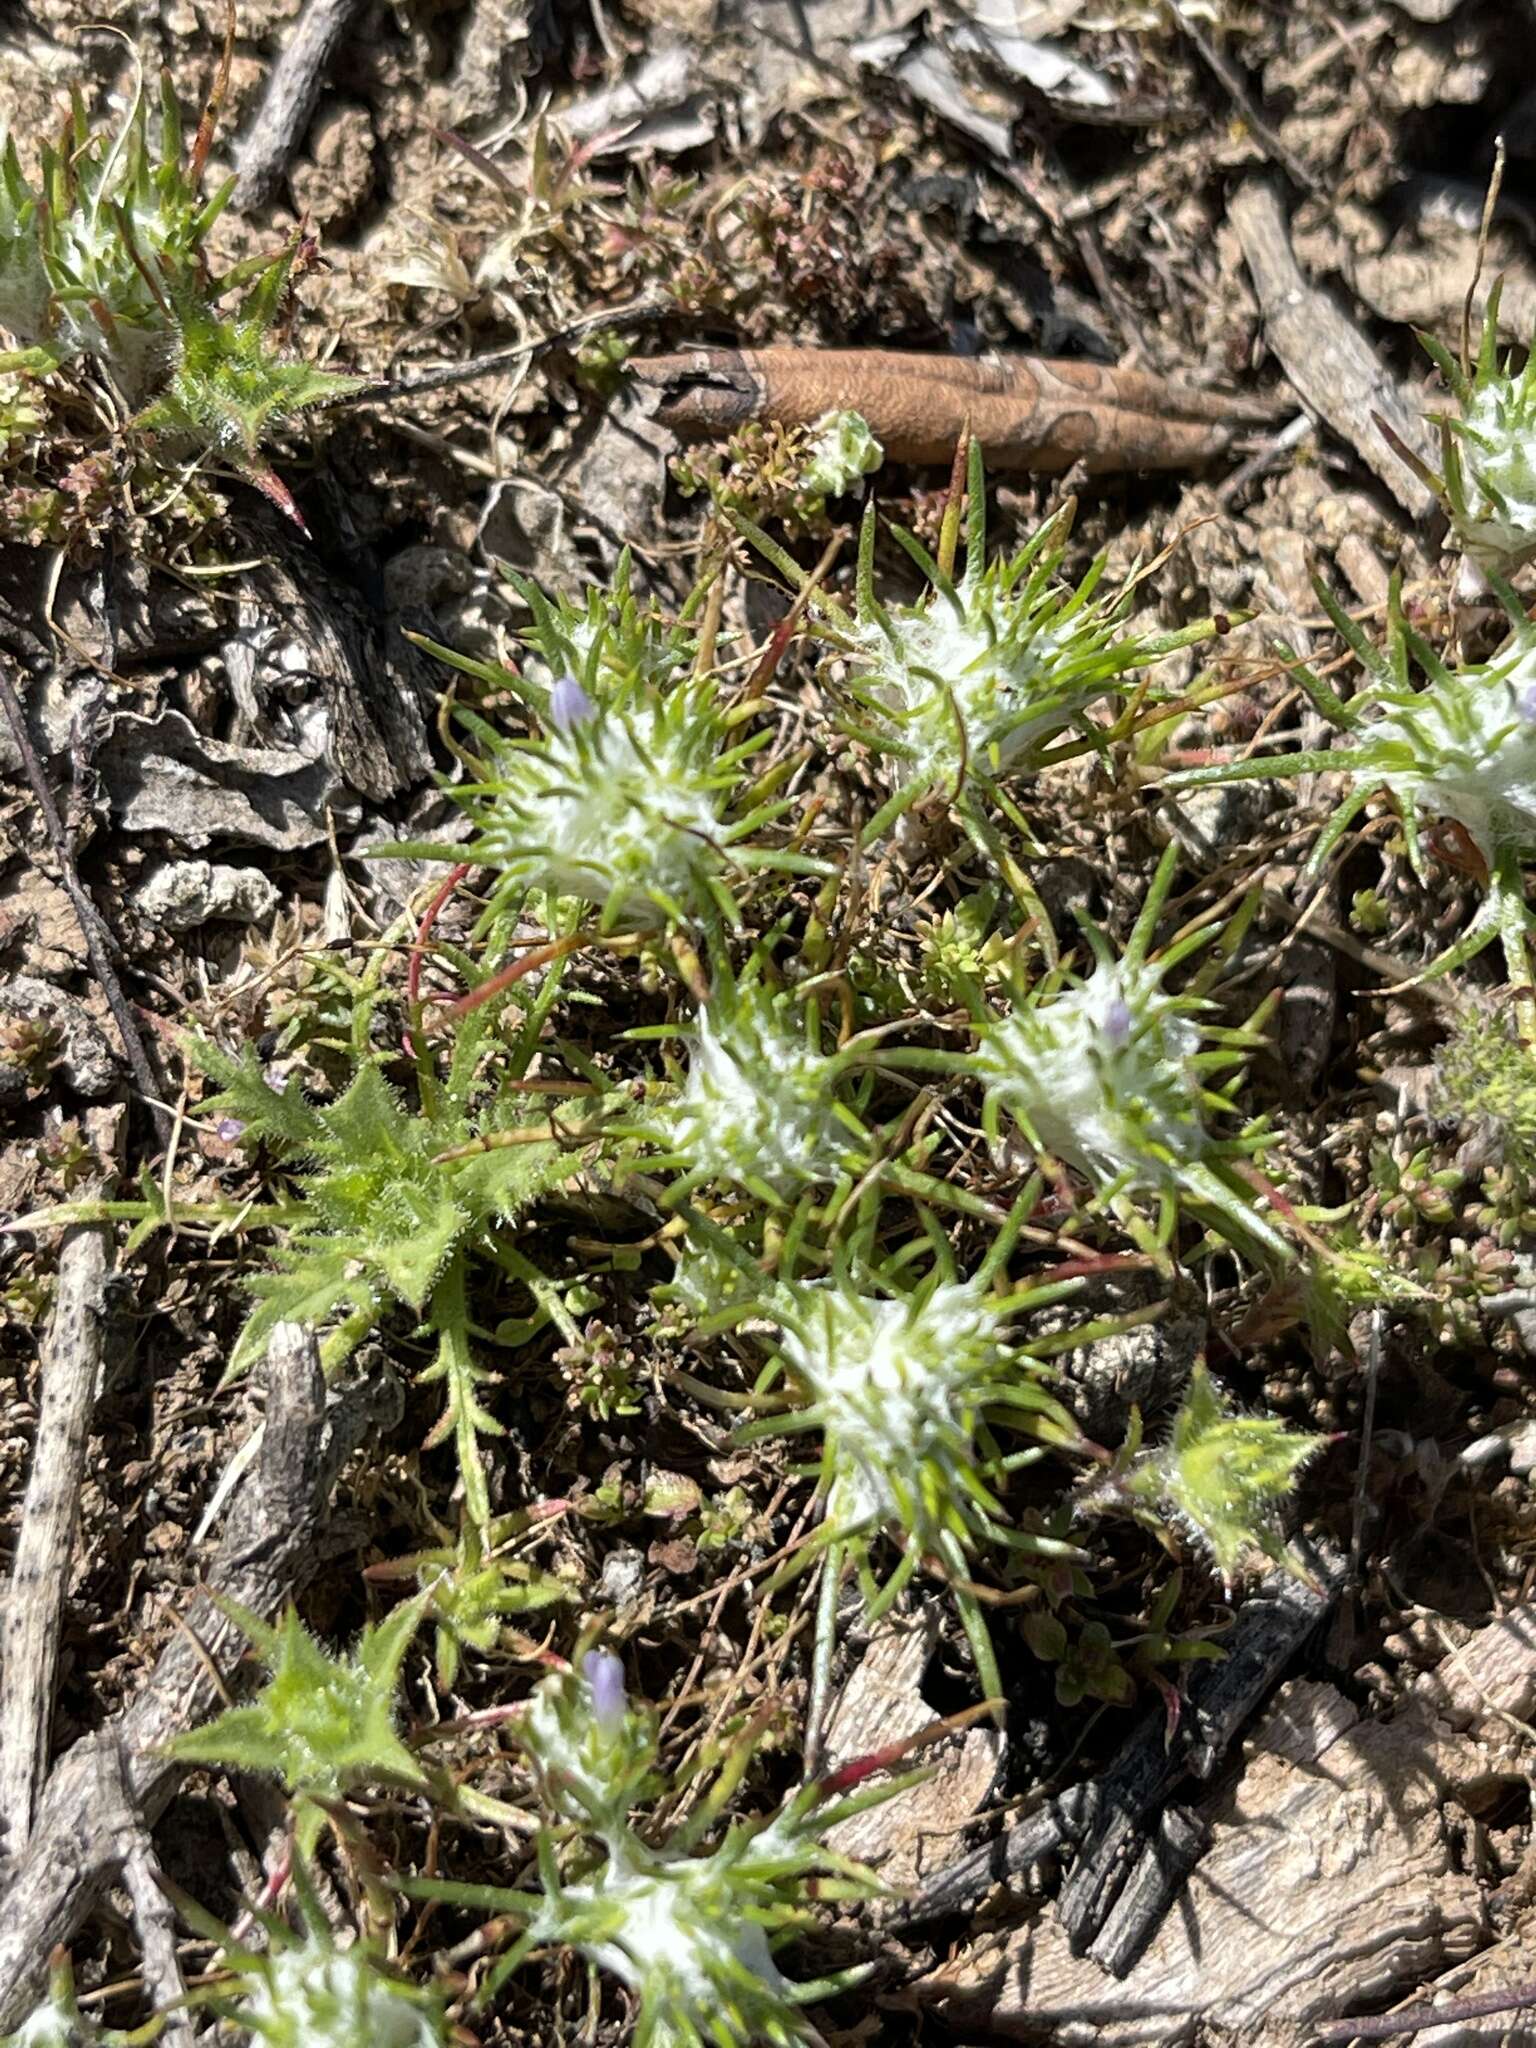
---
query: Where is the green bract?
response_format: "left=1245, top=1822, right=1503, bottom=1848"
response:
left=1119, top=1363, right=1320, bottom=1585
left=1169, top=577, right=1536, bottom=985
left=168, top=1598, right=428, bottom=1856
left=0, top=72, right=357, bottom=483
left=411, top=1653, right=898, bottom=2048
left=393, top=556, right=823, bottom=933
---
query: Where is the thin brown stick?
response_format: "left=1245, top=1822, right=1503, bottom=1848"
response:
left=232, top=0, right=369, bottom=211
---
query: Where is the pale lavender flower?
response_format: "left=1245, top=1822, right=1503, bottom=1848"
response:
left=1101, top=995, right=1133, bottom=1050
left=549, top=672, right=596, bottom=734
left=583, top=1648, right=626, bottom=1734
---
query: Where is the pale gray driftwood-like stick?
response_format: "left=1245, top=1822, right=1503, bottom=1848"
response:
left=1229, top=177, right=1439, bottom=522
left=0, top=1223, right=111, bottom=1861
left=108, top=1746, right=196, bottom=2048
left=0, top=1324, right=396, bottom=2031
left=233, top=0, right=368, bottom=212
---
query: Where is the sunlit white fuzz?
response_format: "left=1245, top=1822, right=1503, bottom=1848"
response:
left=704, top=1214, right=1081, bottom=1705
left=772, top=1278, right=1029, bottom=1535
left=236, top=1935, right=447, bottom=2048
left=645, top=971, right=868, bottom=1203
left=474, top=1657, right=884, bottom=2048
left=394, top=556, right=819, bottom=932
left=833, top=442, right=1207, bottom=835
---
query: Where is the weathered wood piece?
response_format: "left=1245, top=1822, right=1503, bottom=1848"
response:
left=0, top=1325, right=397, bottom=2031
left=632, top=347, right=1286, bottom=474
left=821, top=1607, right=1004, bottom=1893
left=0, top=1224, right=111, bottom=1861
left=1229, top=178, right=1440, bottom=522
left=917, top=1669, right=1490, bottom=2044
left=895, top=1553, right=1341, bottom=1955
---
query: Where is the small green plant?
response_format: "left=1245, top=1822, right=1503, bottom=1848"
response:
left=1082, top=1363, right=1320, bottom=1588
left=26, top=941, right=589, bottom=1526
left=629, top=948, right=878, bottom=1207
left=1168, top=578, right=1536, bottom=1002
left=1437, top=1001, right=1536, bottom=1188
left=394, top=555, right=821, bottom=932
left=410, top=1650, right=902, bottom=2048
left=168, top=1598, right=428, bottom=1855
left=0, top=62, right=358, bottom=512
left=1414, top=287, right=1536, bottom=574
left=897, top=846, right=1287, bottom=1263
left=674, top=409, right=883, bottom=529
left=746, top=442, right=1218, bottom=849
left=682, top=1200, right=1085, bottom=1707
left=369, top=1515, right=571, bottom=1689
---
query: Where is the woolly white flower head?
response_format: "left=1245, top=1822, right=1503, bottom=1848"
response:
left=506, top=1655, right=882, bottom=2048
left=838, top=442, right=1190, bottom=821
left=1423, top=288, right=1536, bottom=573
left=775, top=1276, right=1010, bottom=1534
left=980, top=957, right=1204, bottom=1200
left=1171, top=579, right=1536, bottom=982
left=650, top=972, right=864, bottom=1201
left=236, top=1935, right=446, bottom=2048
left=969, top=849, right=1286, bottom=1260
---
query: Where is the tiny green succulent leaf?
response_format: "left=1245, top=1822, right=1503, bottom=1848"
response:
left=1126, top=1364, right=1320, bottom=1584
left=799, top=407, right=883, bottom=498
left=169, top=1597, right=428, bottom=1851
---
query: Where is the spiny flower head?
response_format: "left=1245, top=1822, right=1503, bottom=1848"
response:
left=687, top=1207, right=1081, bottom=1699
left=1169, top=578, right=1536, bottom=981
left=398, top=556, right=819, bottom=932
left=967, top=847, right=1286, bottom=1261
left=833, top=441, right=1206, bottom=827
left=423, top=1653, right=892, bottom=2048
left=0, top=71, right=357, bottom=476
left=223, top=1927, right=447, bottom=2048
left=634, top=953, right=873, bottom=1204
left=1420, top=285, right=1536, bottom=573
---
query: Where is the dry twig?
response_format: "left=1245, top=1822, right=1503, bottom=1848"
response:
left=0, top=1324, right=399, bottom=2030
left=0, top=1223, right=112, bottom=1860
